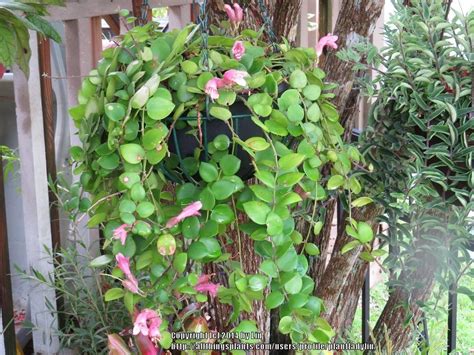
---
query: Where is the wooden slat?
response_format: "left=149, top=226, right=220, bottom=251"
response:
left=13, top=33, right=60, bottom=354
left=37, top=36, right=61, bottom=252
left=0, top=159, right=15, bottom=355
left=48, top=0, right=193, bottom=21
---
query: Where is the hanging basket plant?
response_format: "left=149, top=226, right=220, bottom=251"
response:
left=69, top=2, right=372, bottom=352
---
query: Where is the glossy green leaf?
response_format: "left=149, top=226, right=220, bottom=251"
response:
left=243, top=201, right=271, bottom=225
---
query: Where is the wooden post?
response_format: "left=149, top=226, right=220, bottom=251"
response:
left=13, top=33, right=60, bottom=354
left=0, top=158, right=15, bottom=355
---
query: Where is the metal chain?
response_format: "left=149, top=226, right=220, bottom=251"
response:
left=140, top=0, right=150, bottom=25
left=256, top=0, right=279, bottom=51
left=196, top=0, right=209, bottom=70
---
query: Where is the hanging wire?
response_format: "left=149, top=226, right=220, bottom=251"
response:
left=140, top=0, right=151, bottom=25
left=256, top=0, right=279, bottom=51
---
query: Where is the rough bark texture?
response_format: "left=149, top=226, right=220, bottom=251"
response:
left=314, top=205, right=383, bottom=323
left=372, top=234, right=442, bottom=351
left=308, top=0, right=384, bottom=337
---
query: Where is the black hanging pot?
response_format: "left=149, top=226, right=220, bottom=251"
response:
left=168, top=99, right=263, bottom=181
left=168, top=84, right=288, bottom=181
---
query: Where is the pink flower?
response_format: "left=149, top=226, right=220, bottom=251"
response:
left=232, top=41, right=245, bottom=60
left=113, top=224, right=129, bottom=245
left=205, top=77, right=226, bottom=100
left=194, top=274, right=220, bottom=298
left=233, top=3, right=244, bottom=22
left=116, top=253, right=140, bottom=294
left=166, top=201, right=202, bottom=228
left=116, top=253, right=132, bottom=276
left=224, top=4, right=237, bottom=22
left=135, top=333, right=158, bottom=355
left=316, top=33, right=338, bottom=56
left=223, top=69, right=249, bottom=87
left=123, top=276, right=140, bottom=294
left=107, top=334, right=132, bottom=354
left=133, top=309, right=162, bottom=339
left=0, top=64, right=5, bottom=79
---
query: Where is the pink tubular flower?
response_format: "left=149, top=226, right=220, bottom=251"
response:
left=233, top=3, right=244, bottom=22
left=123, top=276, right=140, bottom=294
left=135, top=333, right=158, bottom=355
left=166, top=201, right=202, bottom=228
left=133, top=309, right=162, bottom=339
left=224, top=4, right=237, bottom=22
left=116, top=253, right=140, bottom=294
left=232, top=41, right=245, bottom=60
left=223, top=69, right=249, bottom=87
left=194, top=274, right=220, bottom=298
left=116, top=253, right=132, bottom=276
left=316, top=33, right=339, bottom=56
left=205, top=77, right=225, bottom=100
left=113, top=224, right=129, bottom=245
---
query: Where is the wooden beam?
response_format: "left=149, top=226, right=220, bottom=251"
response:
left=0, top=158, right=15, bottom=355
left=13, top=33, right=60, bottom=354
left=103, top=14, right=121, bottom=36
left=132, top=0, right=152, bottom=25
left=47, top=0, right=193, bottom=21
left=37, top=36, right=61, bottom=252
left=168, top=4, right=192, bottom=30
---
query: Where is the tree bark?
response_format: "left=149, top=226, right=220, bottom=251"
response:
left=308, top=0, right=384, bottom=337
left=314, top=205, right=383, bottom=325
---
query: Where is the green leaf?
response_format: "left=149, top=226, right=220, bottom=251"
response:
left=305, top=243, right=320, bottom=256
left=327, top=175, right=344, bottom=190
left=248, top=275, right=267, bottom=292
left=199, top=162, right=218, bottom=182
left=278, top=316, right=293, bottom=334
left=289, top=69, right=307, bottom=89
left=259, top=260, right=279, bottom=278
left=279, top=153, right=305, bottom=170
left=210, top=106, right=232, bottom=120
left=357, top=222, right=374, bottom=243
left=250, top=185, right=273, bottom=203
left=211, top=180, right=235, bottom=200
left=276, top=247, right=298, bottom=272
left=87, top=212, right=106, bottom=227
left=146, top=97, right=175, bottom=120
left=90, top=254, right=113, bottom=268
left=287, top=104, right=304, bottom=122
left=0, top=21, right=17, bottom=67
left=182, top=216, right=200, bottom=238
left=220, top=155, right=241, bottom=176
left=265, top=291, right=284, bottom=309
left=181, top=60, right=198, bottom=74
left=173, top=252, right=188, bottom=273
left=136, top=251, right=153, bottom=270
left=105, top=103, right=126, bottom=122
left=136, top=201, right=154, bottom=218
left=130, top=86, right=149, bottom=109
left=266, top=212, right=283, bottom=236
left=104, top=288, right=124, bottom=301
left=302, top=85, right=321, bottom=101
left=143, top=126, right=169, bottom=150
left=199, top=187, right=215, bottom=211
left=210, top=204, right=235, bottom=224
left=243, top=201, right=271, bottom=225
left=120, top=144, right=145, bottom=164
left=284, top=274, right=303, bottom=294
left=25, top=14, right=62, bottom=43
left=307, top=103, right=321, bottom=122
left=277, top=172, right=304, bottom=187
left=352, top=197, right=373, bottom=207
left=245, top=137, right=269, bottom=151
left=130, top=183, right=146, bottom=201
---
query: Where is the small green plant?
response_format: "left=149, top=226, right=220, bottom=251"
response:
left=17, top=243, right=129, bottom=354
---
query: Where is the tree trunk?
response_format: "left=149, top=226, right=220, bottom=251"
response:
left=314, top=205, right=383, bottom=323
left=372, top=233, right=441, bottom=351
left=308, top=0, right=384, bottom=336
